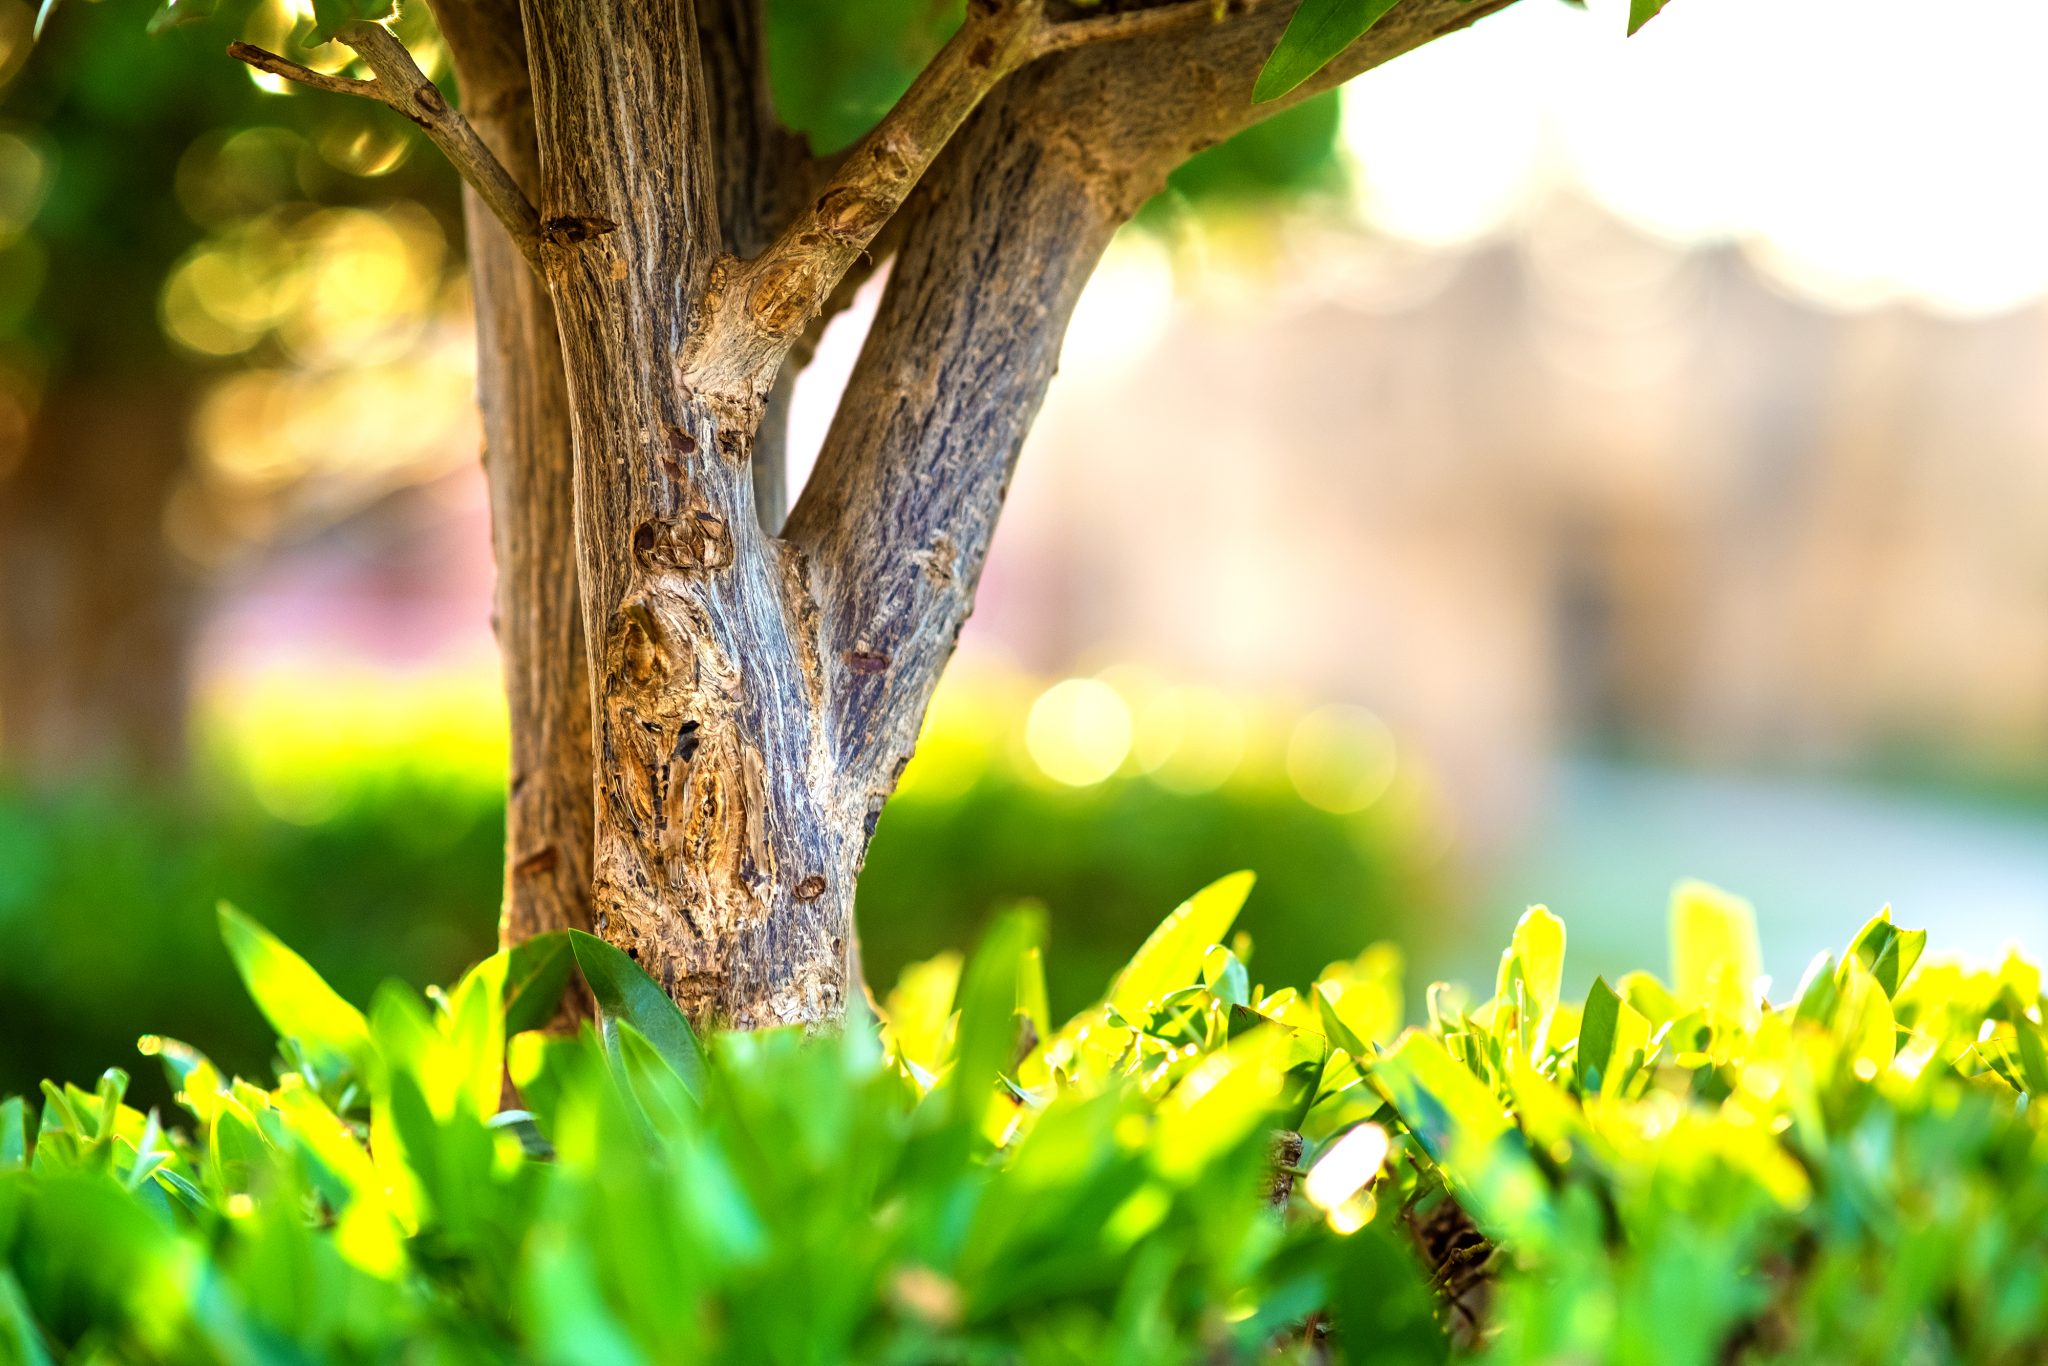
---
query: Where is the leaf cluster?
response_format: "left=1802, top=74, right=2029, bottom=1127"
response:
left=4, top=873, right=2046, bottom=1362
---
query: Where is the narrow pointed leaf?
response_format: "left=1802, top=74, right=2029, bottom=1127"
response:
left=217, top=903, right=371, bottom=1074
left=504, top=931, right=576, bottom=1035
left=569, top=931, right=705, bottom=1101
left=1109, top=871, right=1256, bottom=1017
left=1254, top=0, right=1402, bottom=103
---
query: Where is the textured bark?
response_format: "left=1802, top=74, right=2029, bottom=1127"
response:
left=416, top=0, right=1522, bottom=1028
left=521, top=0, right=859, bottom=1029
left=785, top=84, right=1121, bottom=809
left=431, top=0, right=596, bottom=949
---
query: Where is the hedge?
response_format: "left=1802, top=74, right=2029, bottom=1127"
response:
left=1, top=876, right=2042, bottom=1362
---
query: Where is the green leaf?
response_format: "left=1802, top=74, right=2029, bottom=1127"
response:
left=1373, top=1030, right=1510, bottom=1163
left=611, top=1021, right=696, bottom=1137
left=1204, top=945, right=1251, bottom=1010
left=308, top=0, right=395, bottom=43
left=569, top=931, right=706, bottom=1101
left=1315, top=984, right=1371, bottom=1058
left=1499, top=906, right=1566, bottom=1049
left=1253, top=0, right=1402, bottom=104
left=504, top=932, right=575, bottom=1035
left=1794, top=952, right=1840, bottom=1025
left=2016, top=1020, right=2048, bottom=1096
left=0, top=1269, right=52, bottom=1366
left=0, top=1098, right=25, bottom=1169
left=1582, top=977, right=1649, bottom=1095
left=949, top=907, right=1044, bottom=1127
left=1848, top=908, right=1926, bottom=999
left=146, top=0, right=220, bottom=35
left=1108, top=871, right=1256, bottom=1018
left=218, top=904, right=372, bottom=1077
left=444, top=952, right=509, bottom=1119
left=1627, top=0, right=1670, bottom=36
left=1573, top=976, right=1619, bottom=1095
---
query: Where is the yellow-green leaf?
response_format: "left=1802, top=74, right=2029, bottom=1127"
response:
left=1108, top=871, right=1255, bottom=1018
left=217, top=904, right=371, bottom=1076
left=1670, top=881, right=1762, bottom=1026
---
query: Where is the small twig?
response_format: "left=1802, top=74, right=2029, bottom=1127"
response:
left=229, top=22, right=543, bottom=274
left=1030, top=0, right=1263, bottom=57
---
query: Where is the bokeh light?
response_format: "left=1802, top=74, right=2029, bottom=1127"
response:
left=1285, top=705, right=1397, bottom=815
left=1025, top=678, right=1134, bottom=787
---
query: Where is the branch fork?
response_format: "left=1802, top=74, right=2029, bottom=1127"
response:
left=681, top=0, right=1050, bottom=407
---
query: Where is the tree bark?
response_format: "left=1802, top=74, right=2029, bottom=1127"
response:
left=426, top=0, right=1525, bottom=1029
left=0, top=373, right=196, bottom=785
left=521, top=0, right=862, bottom=1029
left=431, top=0, right=597, bottom=949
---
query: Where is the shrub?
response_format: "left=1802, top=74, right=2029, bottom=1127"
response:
left=3, top=876, right=2042, bottom=1362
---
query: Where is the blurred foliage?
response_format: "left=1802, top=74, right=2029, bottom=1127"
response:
left=3, top=873, right=2044, bottom=1360
left=1, top=0, right=460, bottom=372
left=0, top=666, right=1454, bottom=1108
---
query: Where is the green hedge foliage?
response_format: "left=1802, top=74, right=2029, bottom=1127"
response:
left=3, top=876, right=2042, bottom=1362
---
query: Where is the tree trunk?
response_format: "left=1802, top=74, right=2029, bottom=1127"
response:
left=0, top=374, right=196, bottom=785
left=431, top=0, right=598, bottom=949
left=418, top=0, right=1523, bottom=1029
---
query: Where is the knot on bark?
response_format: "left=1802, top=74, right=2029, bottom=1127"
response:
left=814, top=184, right=893, bottom=244
left=747, top=256, right=821, bottom=338
left=632, top=512, right=733, bottom=573
left=541, top=214, right=619, bottom=247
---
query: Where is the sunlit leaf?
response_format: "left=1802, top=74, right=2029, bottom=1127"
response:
left=1152, top=1027, right=1290, bottom=1181
left=1627, top=0, right=1672, bottom=36
left=1500, top=906, right=1566, bottom=1050
left=217, top=903, right=371, bottom=1078
left=1578, top=976, right=1648, bottom=1095
left=881, top=951, right=961, bottom=1079
left=1671, top=880, right=1762, bottom=1026
left=1108, top=871, right=1255, bottom=1018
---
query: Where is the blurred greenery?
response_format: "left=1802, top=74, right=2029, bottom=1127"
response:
left=0, top=667, right=1455, bottom=1109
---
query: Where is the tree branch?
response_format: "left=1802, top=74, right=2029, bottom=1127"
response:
left=229, top=23, right=544, bottom=273
left=682, top=0, right=1047, bottom=410
left=788, top=0, right=1524, bottom=806
left=784, top=84, right=1116, bottom=798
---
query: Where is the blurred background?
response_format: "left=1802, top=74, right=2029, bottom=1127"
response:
left=2, top=0, right=2045, bottom=1098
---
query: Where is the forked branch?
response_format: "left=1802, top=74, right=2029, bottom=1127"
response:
left=683, top=0, right=1048, bottom=407
left=230, top=21, right=544, bottom=273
